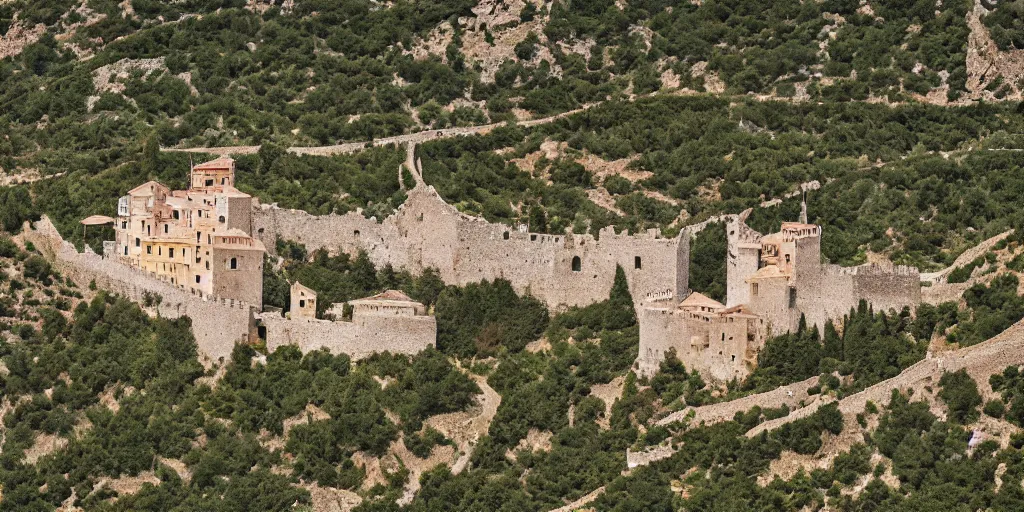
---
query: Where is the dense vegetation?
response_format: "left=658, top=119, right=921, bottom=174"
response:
left=5, top=1, right=1024, bottom=510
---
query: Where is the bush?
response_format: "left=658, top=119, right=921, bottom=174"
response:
left=983, top=399, right=1005, bottom=418
left=937, top=369, right=982, bottom=424
left=435, top=279, right=548, bottom=357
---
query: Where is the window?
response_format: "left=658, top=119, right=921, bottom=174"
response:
left=354, top=230, right=360, bottom=236
left=205, top=179, right=213, bottom=186
left=785, top=254, right=791, bottom=264
left=146, top=245, right=152, bottom=254
left=221, top=177, right=226, bottom=185
left=195, top=275, right=201, bottom=284
left=751, top=283, right=758, bottom=296
left=147, top=225, right=151, bottom=236
left=503, top=232, right=509, bottom=240
left=229, top=257, right=238, bottom=270
left=135, top=237, right=140, bottom=247
left=634, top=256, right=642, bottom=270
left=121, top=221, right=127, bottom=229
left=169, top=248, right=175, bottom=258
left=571, top=256, right=581, bottom=272
left=206, top=261, right=209, bottom=270
left=197, top=232, right=201, bottom=242
left=299, top=300, right=306, bottom=308
left=218, top=216, right=225, bottom=223
left=731, top=355, right=736, bottom=362
left=173, top=210, right=179, bottom=220
left=158, top=247, right=162, bottom=255
left=531, top=234, right=537, bottom=241
left=164, top=224, right=168, bottom=234
left=789, top=287, right=797, bottom=308
left=123, top=246, right=128, bottom=255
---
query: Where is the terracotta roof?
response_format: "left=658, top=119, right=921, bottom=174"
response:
left=781, top=222, right=817, bottom=231
left=127, top=180, right=169, bottom=196
left=192, top=157, right=234, bottom=170
left=291, top=281, right=316, bottom=295
left=748, top=264, right=789, bottom=280
left=218, top=185, right=250, bottom=198
left=212, top=229, right=266, bottom=252
left=362, top=290, right=414, bottom=302
left=678, top=291, right=725, bottom=311
left=349, top=290, right=424, bottom=308
left=80, top=215, right=115, bottom=225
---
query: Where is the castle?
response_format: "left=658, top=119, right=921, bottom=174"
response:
left=111, top=157, right=265, bottom=306
left=69, top=154, right=918, bottom=380
left=636, top=204, right=921, bottom=381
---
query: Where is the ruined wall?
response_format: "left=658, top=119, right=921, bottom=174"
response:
left=210, top=245, right=264, bottom=307
left=725, top=214, right=762, bottom=307
left=637, top=304, right=698, bottom=377
left=26, top=218, right=252, bottom=364
left=802, top=264, right=920, bottom=329
left=258, top=312, right=435, bottom=359
left=637, top=306, right=762, bottom=382
left=253, top=186, right=689, bottom=310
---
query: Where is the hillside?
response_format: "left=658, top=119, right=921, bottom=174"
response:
left=5, top=0, right=1024, bottom=511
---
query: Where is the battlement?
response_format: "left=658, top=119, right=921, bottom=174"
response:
left=824, top=263, right=920, bottom=277
left=253, top=184, right=689, bottom=310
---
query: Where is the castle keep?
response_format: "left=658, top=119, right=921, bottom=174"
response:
left=112, top=157, right=265, bottom=307
left=252, top=185, right=690, bottom=310
left=637, top=207, right=921, bottom=381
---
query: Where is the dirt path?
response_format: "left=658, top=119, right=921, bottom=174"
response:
left=631, top=316, right=1024, bottom=467
left=920, top=229, right=1013, bottom=284
left=424, top=373, right=501, bottom=475
left=656, top=375, right=821, bottom=427
left=547, top=486, right=606, bottom=512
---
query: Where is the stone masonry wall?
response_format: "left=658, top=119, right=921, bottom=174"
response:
left=253, top=185, right=689, bottom=310
left=258, top=312, right=435, bottom=359
left=27, top=217, right=253, bottom=364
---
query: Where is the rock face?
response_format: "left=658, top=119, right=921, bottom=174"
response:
left=966, top=1, right=1024, bottom=100
left=253, top=184, right=690, bottom=311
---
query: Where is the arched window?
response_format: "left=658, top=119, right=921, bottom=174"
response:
left=571, top=256, right=581, bottom=272
left=634, top=256, right=642, bottom=270
left=218, top=215, right=226, bottom=223
left=229, top=257, right=238, bottom=270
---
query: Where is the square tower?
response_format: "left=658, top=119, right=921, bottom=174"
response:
left=191, top=157, right=235, bottom=191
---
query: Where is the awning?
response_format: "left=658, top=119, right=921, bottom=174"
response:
left=80, top=215, right=115, bottom=226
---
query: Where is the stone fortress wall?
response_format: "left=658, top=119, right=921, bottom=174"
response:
left=253, top=185, right=690, bottom=310
left=26, top=217, right=253, bottom=364
left=257, top=312, right=435, bottom=360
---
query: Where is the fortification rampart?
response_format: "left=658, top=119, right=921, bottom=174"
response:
left=257, top=312, right=435, bottom=358
left=26, top=217, right=253, bottom=364
left=254, top=185, right=689, bottom=310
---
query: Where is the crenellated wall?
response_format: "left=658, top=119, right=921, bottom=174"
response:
left=253, top=185, right=689, bottom=310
